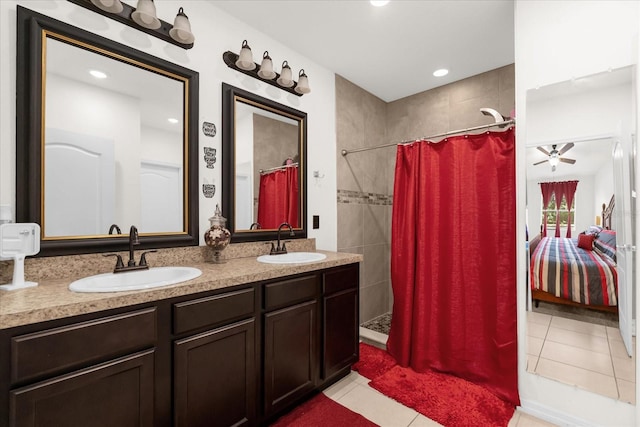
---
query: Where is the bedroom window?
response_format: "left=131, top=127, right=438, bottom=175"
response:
left=541, top=194, right=575, bottom=229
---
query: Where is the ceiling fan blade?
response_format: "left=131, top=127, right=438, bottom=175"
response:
left=559, top=158, right=576, bottom=164
left=558, top=142, right=575, bottom=155
left=533, top=159, right=549, bottom=165
left=536, top=146, right=550, bottom=156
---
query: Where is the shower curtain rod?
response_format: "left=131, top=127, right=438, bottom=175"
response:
left=259, top=162, right=299, bottom=174
left=340, top=119, right=515, bottom=156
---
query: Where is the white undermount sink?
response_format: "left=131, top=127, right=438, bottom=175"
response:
left=69, top=266, right=202, bottom=293
left=257, top=252, right=327, bottom=264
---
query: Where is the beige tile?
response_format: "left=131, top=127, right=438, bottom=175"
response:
left=449, top=70, right=500, bottom=104
left=364, top=205, right=388, bottom=246
left=516, top=411, right=558, bottom=427
left=527, top=336, right=544, bottom=356
left=540, top=341, right=614, bottom=376
left=545, top=327, right=609, bottom=355
left=528, top=322, right=549, bottom=339
left=449, top=95, right=501, bottom=130
left=527, top=311, right=551, bottom=326
left=360, top=281, right=390, bottom=324
left=323, top=371, right=360, bottom=401
left=535, top=358, right=618, bottom=399
left=606, top=326, right=623, bottom=341
left=617, top=378, right=636, bottom=404
left=609, top=336, right=633, bottom=359
left=337, top=203, right=364, bottom=248
left=363, top=243, right=390, bottom=286
left=549, top=316, right=607, bottom=337
left=527, top=355, right=539, bottom=373
left=362, top=150, right=390, bottom=194
left=507, top=410, right=520, bottom=427
left=612, top=355, right=635, bottom=382
left=337, top=151, right=366, bottom=192
left=408, top=414, right=444, bottom=427
left=338, top=383, right=419, bottom=427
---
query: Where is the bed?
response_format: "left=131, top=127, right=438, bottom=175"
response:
left=529, top=195, right=618, bottom=313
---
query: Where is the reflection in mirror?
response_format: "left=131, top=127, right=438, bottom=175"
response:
left=222, top=83, right=307, bottom=243
left=16, top=7, right=199, bottom=255
left=525, top=67, right=636, bottom=402
left=45, top=38, right=184, bottom=236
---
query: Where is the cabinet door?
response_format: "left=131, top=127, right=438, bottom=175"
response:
left=10, top=349, right=154, bottom=427
left=323, top=288, right=359, bottom=382
left=174, top=318, right=256, bottom=427
left=264, top=300, right=318, bottom=418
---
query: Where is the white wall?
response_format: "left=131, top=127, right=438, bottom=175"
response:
left=515, top=1, right=638, bottom=425
left=0, top=0, right=338, bottom=250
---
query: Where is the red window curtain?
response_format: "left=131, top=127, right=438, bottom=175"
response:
left=562, top=181, right=578, bottom=238
left=386, top=128, right=519, bottom=406
left=539, top=182, right=553, bottom=237
left=257, top=166, right=299, bottom=228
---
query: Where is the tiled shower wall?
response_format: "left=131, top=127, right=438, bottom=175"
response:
left=335, top=64, right=515, bottom=324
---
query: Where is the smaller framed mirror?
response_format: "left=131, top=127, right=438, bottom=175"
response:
left=222, top=83, right=307, bottom=242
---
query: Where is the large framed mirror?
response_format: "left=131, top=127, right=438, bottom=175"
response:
left=222, top=83, right=307, bottom=243
left=16, top=6, right=199, bottom=256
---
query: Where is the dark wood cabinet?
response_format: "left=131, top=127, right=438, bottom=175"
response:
left=174, top=318, right=256, bottom=427
left=10, top=349, right=155, bottom=427
left=264, top=300, right=318, bottom=418
left=0, top=263, right=359, bottom=427
left=321, top=264, right=360, bottom=384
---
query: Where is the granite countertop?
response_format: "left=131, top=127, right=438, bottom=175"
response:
left=0, top=250, right=362, bottom=330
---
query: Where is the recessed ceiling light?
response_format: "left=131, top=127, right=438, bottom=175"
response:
left=370, top=1, right=390, bottom=7
left=433, top=68, right=449, bottom=77
left=89, top=69, right=108, bottom=79
left=168, top=118, right=179, bottom=124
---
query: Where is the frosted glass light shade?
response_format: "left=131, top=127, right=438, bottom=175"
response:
left=295, top=69, right=311, bottom=94
left=132, top=0, right=161, bottom=30
left=169, top=7, right=194, bottom=44
left=91, top=0, right=124, bottom=13
left=236, top=40, right=256, bottom=71
left=277, top=61, right=293, bottom=87
left=258, top=51, right=276, bottom=79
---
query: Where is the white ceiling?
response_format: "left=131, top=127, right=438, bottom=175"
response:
left=212, top=0, right=515, bottom=102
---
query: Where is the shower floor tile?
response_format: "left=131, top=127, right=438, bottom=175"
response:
left=360, top=312, right=391, bottom=335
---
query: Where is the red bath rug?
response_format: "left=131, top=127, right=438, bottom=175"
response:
left=369, top=365, right=515, bottom=427
left=351, top=342, right=397, bottom=380
left=269, top=392, right=378, bottom=427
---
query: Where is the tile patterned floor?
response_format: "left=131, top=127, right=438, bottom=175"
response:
left=527, top=310, right=636, bottom=403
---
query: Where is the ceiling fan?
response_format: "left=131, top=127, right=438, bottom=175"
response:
left=533, top=143, right=576, bottom=171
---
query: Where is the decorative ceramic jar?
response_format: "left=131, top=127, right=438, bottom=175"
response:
left=204, top=204, right=231, bottom=263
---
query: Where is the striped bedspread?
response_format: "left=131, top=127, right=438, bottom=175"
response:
left=530, top=237, right=617, bottom=306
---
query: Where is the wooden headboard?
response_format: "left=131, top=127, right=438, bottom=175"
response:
left=601, top=195, right=615, bottom=230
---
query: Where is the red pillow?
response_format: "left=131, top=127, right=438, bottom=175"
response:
left=578, top=233, right=595, bottom=251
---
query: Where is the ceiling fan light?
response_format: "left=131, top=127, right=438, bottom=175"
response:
left=549, top=155, right=559, bottom=167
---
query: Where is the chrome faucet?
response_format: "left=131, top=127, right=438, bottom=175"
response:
left=104, top=225, right=156, bottom=273
left=270, top=222, right=295, bottom=255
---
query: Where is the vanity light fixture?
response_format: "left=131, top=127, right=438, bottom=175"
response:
left=89, top=69, right=108, bottom=79
left=222, top=43, right=309, bottom=96
left=295, top=69, right=311, bottom=94
left=277, top=61, right=294, bottom=87
left=169, top=7, right=194, bottom=44
left=258, top=51, right=276, bottom=79
left=236, top=40, right=256, bottom=71
left=90, top=0, right=123, bottom=13
left=131, top=0, right=161, bottom=30
left=433, top=68, right=449, bottom=77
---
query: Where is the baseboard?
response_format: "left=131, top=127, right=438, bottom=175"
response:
left=519, top=399, right=601, bottom=427
left=359, top=327, right=387, bottom=350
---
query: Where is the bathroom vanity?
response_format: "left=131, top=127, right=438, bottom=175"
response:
left=0, top=253, right=360, bottom=427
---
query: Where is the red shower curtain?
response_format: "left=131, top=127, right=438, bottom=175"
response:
left=257, top=166, right=299, bottom=229
left=386, top=128, right=519, bottom=406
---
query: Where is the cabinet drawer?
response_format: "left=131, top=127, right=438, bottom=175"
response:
left=323, top=264, right=359, bottom=295
left=173, top=287, right=255, bottom=335
left=264, top=275, right=318, bottom=311
left=11, top=308, right=156, bottom=384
